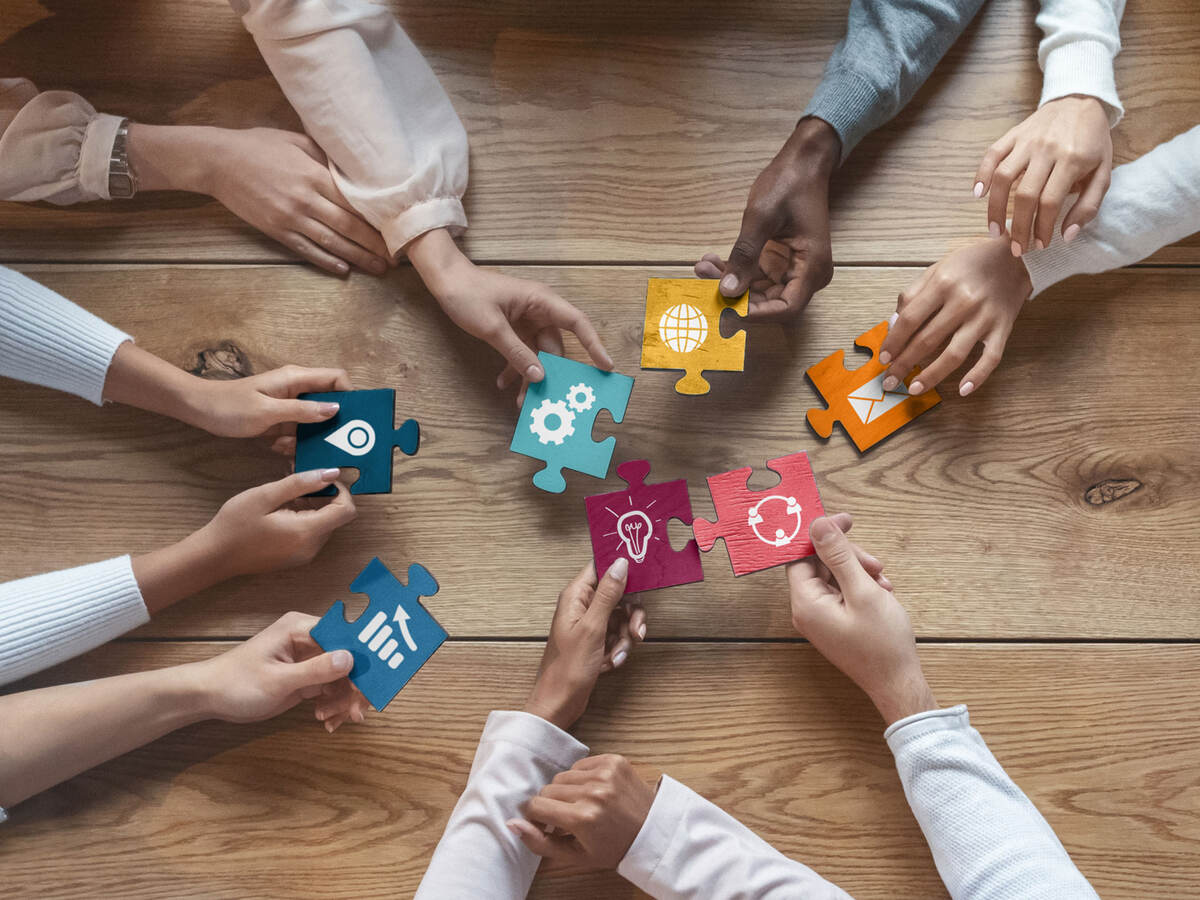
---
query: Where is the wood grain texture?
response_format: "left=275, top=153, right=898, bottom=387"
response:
left=1, top=263, right=1196, bottom=639
left=3, top=641, right=1198, bottom=898
left=0, top=0, right=1197, bottom=264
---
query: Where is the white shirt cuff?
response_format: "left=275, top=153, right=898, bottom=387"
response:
left=616, top=774, right=692, bottom=889
left=479, top=710, right=589, bottom=771
left=1040, top=40, right=1123, bottom=127
left=382, top=196, right=468, bottom=259
left=883, top=703, right=970, bottom=745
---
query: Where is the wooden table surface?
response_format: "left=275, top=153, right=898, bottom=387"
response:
left=2, top=1, right=1199, bottom=897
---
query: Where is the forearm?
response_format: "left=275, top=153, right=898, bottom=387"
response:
left=125, top=123, right=219, bottom=193
left=0, top=662, right=211, bottom=809
left=1036, top=0, right=1126, bottom=122
left=888, top=706, right=1097, bottom=899
left=804, top=0, right=987, bottom=161
left=101, top=342, right=216, bottom=429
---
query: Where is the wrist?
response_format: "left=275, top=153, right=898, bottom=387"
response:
left=168, top=660, right=225, bottom=724
left=869, top=672, right=938, bottom=727
left=525, top=676, right=587, bottom=732
left=404, top=228, right=472, bottom=301
left=126, top=123, right=219, bottom=194
left=103, top=342, right=215, bottom=428
left=785, top=117, right=840, bottom=181
left=132, top=527, right=232, bottom=615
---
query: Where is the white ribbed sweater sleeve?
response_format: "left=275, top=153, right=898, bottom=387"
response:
left=887, top=705, right=1097, bottom=899
left=1022, top=125, right=1200, bottom=297
left=414, top=711, right=590, bottom=899
left=1036, top=0, right=1125, bottom=125
left=231, top=0, right=469, bottom=257
left=0, top=266, right=132, bottom=405
left=0, top=555, right=148, bottom=687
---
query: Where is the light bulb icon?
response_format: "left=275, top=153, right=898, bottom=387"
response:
left=323, top=418, right=376, bottom=457
left=616, top=509, right=653, bottom=563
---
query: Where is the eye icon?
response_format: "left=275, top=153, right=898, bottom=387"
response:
left=323, top=419, right=376, bottom=457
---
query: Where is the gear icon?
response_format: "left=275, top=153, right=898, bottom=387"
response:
left=565, top=382, right=595, bottom=412
left=529, top=399, right=576, bottom=445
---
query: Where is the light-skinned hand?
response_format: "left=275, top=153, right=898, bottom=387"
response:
left=975, top=95, right=1112, bottom=255
left=787, top=515, right=936, bottom=726
left=523, top=558, right=646, bottom=732
left=509, top=754, right=656, bottom=869
left=878, top=236, right=1033, bottom=397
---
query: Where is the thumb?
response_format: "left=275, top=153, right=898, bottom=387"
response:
left=265, top=397, right=341, bottom=426
left=810, top=517, right=877, bottom=599
left=721, top=210, right=771, bottom=298
left=490, top=320, right=544, bottom=384
left=287, top=649, right=354, bottom=696
left=584, top=557, right=629, bottom=628
left=507, top=819, right=580, bottom=861
left=252, top=468, right=341, bottom=509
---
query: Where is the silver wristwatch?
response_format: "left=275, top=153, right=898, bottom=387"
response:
left=108, top=119, right=138, bottom=199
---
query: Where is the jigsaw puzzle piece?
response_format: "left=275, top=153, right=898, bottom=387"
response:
left=692, top=451, right=824, bottom=577
left=310, top=557, right=445, bottom=711
left=510, top=352, right=635, bottom=493
left=584, top=459, right=704, bottom=593
left=295, top=389, right=420, bottom=495
left=805, top=321, right=941, bottom=453
left=640, top=279, right=749, bottom=395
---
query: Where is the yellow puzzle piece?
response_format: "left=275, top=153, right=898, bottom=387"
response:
left=640, top=279, right=749, bottom=395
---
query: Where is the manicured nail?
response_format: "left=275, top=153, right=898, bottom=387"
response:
left=909, top=380, right=924, bottom=395
left=878, top=350, right=892, bottom=365
left=887, top=311, right=899, bottom=328
left=331, top=649, right=353, bottom=671
left=959, top=381, right=975, bottom=397
left=315, top=709, right=326, bottom=721
left=988, top=222, right=1001, bottom=238
left=612, top=650, right=628, bottom=668
left=1034, top=239, right=1044, bottom=251
left=321, top=468, right=341, bottom=481
left=608, top=557, right=629, bottom=580
left=973, top=182, right=984, bottom=198
left=719, top=274, right=739, bottom=295
left=638, top=623, right=647, bottom=640
left=525, top=364, right=543, bottom=381
left=318, top=402, right=340, bottom=416
left=881, top=375, right=899, bottom=391
left=506, top=819, right=536, bottom=837
left=336, top=262, right=349, bottom=274
left=1063, top=224, right=1080, bottom=243
left=325, top=721, right=335, bottom=733
left=1010, top=241, right=1022, bottom=257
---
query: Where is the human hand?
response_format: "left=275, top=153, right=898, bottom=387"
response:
left=695, top=117, right=839, bottom=323
left=508, top=754, right=656, bottom=869
left=196, top=469, right=357, bottom=579
left=975, top=95, right=1112, bottom=255
left=877, top=236, right=1033, bottom=397
left=127, top=124, right=392, bottom=275
left=189, top=611, right=368, bottom=728
left=408, top=229, right=613, bottom=405
left=787, top=516, right=936, bottom=726
left=523, top=558, right=645, bottom=731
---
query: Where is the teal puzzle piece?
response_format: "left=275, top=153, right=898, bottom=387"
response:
left=295, top=389, right=419, bottom=495
left=509, top=352, right=635, bottom=493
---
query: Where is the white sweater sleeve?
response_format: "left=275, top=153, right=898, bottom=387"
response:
left=1022, top=124, right=1200, bottom=296
left=1036, top=0, right=1125, bottom=125
left=887, top=705, right=1097, bottom=899
left=0, top=266, right=132, bottom=405
left=617, top=776, right=852, bottom=900
left=231, top=0, right=469, bottom=258
left=414, top=710, right=589, bottom=899
left=0, top=556, right=148, bottom=687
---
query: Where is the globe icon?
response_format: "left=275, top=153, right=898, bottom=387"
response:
left=658, top=303, right=709, bottom=353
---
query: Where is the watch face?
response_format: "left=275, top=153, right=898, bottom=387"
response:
left=109, top=173, right=135, bottom=199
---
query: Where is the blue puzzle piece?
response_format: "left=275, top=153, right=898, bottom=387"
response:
left=310, top=557, right=446, bottom=711
left=509, top=352, right=635, bottom=493
left=295, top=389, right=419, bottom=495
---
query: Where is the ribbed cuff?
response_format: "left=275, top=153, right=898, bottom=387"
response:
left=381, top=196, right=468, bottom=259
left=1041, top=40, right=1123, bottom=127
left=884, top=703, right=970, bottom=747
left=479, top=710, right=589, bottom=771
left=616, top=774, right=692, bottom=890
left=0, top=555, right=148, bottom=687
left=1021, top=235, right=1082, bottom=298
left=77, top=113, right=124, bottom=201
left=803, top=69, right=882, bottom=163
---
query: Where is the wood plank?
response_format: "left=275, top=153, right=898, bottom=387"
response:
left=1, top=0, right=1197, bottom=264
left=1, top=263, right=1196, bottom=639
left=2, top=642, right=1197, bottom=898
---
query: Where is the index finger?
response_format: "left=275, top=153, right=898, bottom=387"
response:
left=302, top=480, right=358, bottom=532
left=546, top=297, right=613, bottom=371
left=284, top=366, right=354, bottom=396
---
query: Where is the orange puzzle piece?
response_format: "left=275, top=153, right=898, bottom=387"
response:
left=641, top=279, right=749, bottom=395
left=805, top=321, right=941, bottom=452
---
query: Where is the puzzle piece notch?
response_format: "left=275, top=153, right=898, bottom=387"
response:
left=584, top=459, right=704, bottom=594
left=805, top=321, right=941, bottom=453
left=295, top=389, right=420, bottom=495
left=692, top=451, right=825, bottom=577
left=640, top=279, right=749, bottom=396
left=510, top=352, right=635, bottom=493
left=310, top=557, right=445, bottom=711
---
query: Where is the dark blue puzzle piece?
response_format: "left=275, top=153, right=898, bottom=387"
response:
left=295, top=389, right=419, bottom=495
left=310, top=557, right=446, bottom=711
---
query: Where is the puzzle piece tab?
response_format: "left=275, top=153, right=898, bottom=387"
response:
left=510, top=352, right=635, bottom=493
left=310, top=557, right=445, bottom=711
left=295, top=389, right=420, bottom=495
left=585, top=460, right=704, bottom=593
left=641, top=279, right=749, bottom=395
left=805, top=321, right=941, bottom=453
left=693, top=451, right=824, bottom=577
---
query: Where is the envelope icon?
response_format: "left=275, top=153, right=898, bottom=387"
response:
left=848, top=373, right=911, bottom=424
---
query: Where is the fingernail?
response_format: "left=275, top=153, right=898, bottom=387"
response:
left=638, top=623, right=647, bottom=640
left=988, top=222, right=1001, bottom=238
left=336, top=262, right=349, bottom=274
left=973, top=182, right=984, bottom=198
left=506, top=819, right=536, bottom=837
left=325, top=721, right=335, bottom=733
left=909, top=380, right=924, bottom=395
left=612, top=650, right=628, bottom=668
left=960, top=381, right=975, bottom=397
left=318, top=402, right=340, bottom=416
left=1010, top=241, right=1022, bottom=257
left=315, top=709, right=326, bottom=721
left=719, top=274, right=739, bottom=295
left=525, top=364, right=543, bottom=381
left=1034, top=239, right=1044, bottom=251
left=608, top=557, right=629, bottom=580
left=863, top=552, right=881, bottom=568
left=881, top=375, right=899, bottom=391
left=878, top=350, right=892, bottom=365
left=321, top=468, right=341, bottom=481
left=887, top=311, right=899, bottom=328
left=331, top=649, right=353, bottom=671
left=1063, top=224, right=1080, bottom=243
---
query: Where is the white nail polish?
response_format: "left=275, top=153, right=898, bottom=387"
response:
left=638, top=623, right=647, bottom=640
left=612, top=650, right=628, bottom=668
left=960, top=381, right=974, bottom=397
left=973, top=182, right=984, bottom=198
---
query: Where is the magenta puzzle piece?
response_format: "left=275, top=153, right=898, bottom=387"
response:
left=584, top=460, right=704, bottom=594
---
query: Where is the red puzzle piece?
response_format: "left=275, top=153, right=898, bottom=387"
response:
left=585, top=460, right=704, bottom=593
left=692, top=451, right=824, bottom=577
